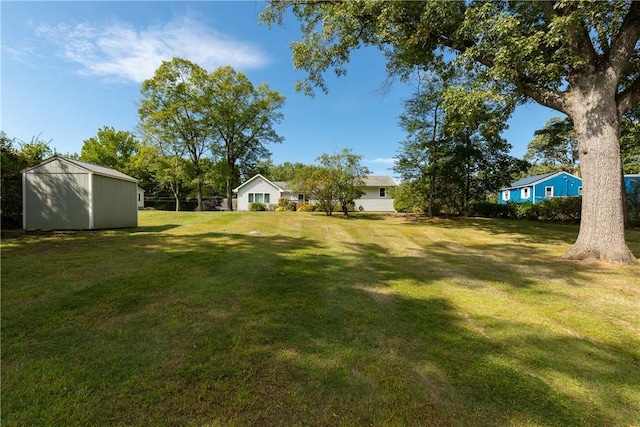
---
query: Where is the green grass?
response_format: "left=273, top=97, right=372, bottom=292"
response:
left=2, top=211, right=639, bottom=426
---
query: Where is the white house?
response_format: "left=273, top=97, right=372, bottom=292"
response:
left=233, top=174, right=396, bottom=212
left=137, top=187, right=145, bottom=209
left=22, top=156, right=139, bottom=230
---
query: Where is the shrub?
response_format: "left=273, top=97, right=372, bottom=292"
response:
left=248, top=202, right=266, bottom=211
left=275, top=206, right=286, bottom=212
left=468, top=201, right=514, bottom=218
left=278, top=197, right=290, bottom=209
left=288, top=202, right=298, bottom=211
left=297, top=204, right=315, bottom=212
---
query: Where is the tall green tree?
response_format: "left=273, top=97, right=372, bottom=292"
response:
left=394, top=78, right=448, bottom=217
left=262, top=1, right=640, bottom=264
left=139, top=58, right=211, bottom=211
left=203, top=66, right=285, bottom=211
left=319, top=148, right=370, bottom=216
left=524, top=117, right=580, bottom=175
left=80, top=126, right=140, bottom=175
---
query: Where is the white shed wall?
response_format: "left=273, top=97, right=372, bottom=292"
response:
left=92, top=175, right=138, bottom=229
left=23, top=171, right=91, bottom=230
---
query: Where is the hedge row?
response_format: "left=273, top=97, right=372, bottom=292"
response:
left=468, top=197, right=582, bottom=223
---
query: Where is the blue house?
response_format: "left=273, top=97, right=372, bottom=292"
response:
left=499, top=171, right=582, bottom=204
left=625, top=174, right=640, bottom=196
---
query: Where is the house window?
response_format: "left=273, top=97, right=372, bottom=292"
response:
left=298, top=194, right=304, bottom=202
left=578, top=186, right=582, bottom=196
left=545, top=186, right=554, bottom=198
left=248, top=193, right=270, bottom=204
left=502, top=190, right=510, bottom=201
left=521, top=187, right=530, bottom=199
left=379, top=187, right=386, bottom=198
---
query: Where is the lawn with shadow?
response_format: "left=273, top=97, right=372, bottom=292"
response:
left=2, top=211, right=639, bottom=426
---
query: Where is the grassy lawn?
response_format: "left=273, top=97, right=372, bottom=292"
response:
left=2, top=211, right=639, bottom=426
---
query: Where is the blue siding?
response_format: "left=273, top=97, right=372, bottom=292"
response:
left=499, top=172, right=582, bottom=204
left=625, top=175, right=640, bottom=194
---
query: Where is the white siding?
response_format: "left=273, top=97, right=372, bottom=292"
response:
left=92, top=175, right=138, bottom=229
left=355, top=186, right=395, bottom=212
left=23, top=169, right=91, bottom=230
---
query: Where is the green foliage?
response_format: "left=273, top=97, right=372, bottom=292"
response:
left=296, top=203, right=315, bottom=212
left=468, top=201, right=515, bottom=219
left=139, top=58, right=212, bottom=211
left=316, top=148, right=370, bottom=216
left=248, top=202, right=267, bottom=211
left=469, top=198, right=582, bottom=223
left=1, top=132, right=53, bottom=228
left=80, top=126, right=140, bottom=175
left=204, top=65, right=286, bottom=210
left=621, top=107, right=640, bottom=175
left=391, top=182, right=429, bottom=214
left=524, top=117, right=579, bottom=174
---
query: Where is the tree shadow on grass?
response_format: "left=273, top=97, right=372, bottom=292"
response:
left=2, top=223, right=638, bottom=426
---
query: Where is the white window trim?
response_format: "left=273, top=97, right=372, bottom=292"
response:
left=545, top=186, right=554, bottom=198
left=248, top=192, right=271, bottom=204
left=521, top=187, right=530, bottom=199
left=502, top=190, right=510, bottom=201
left=578, top=186, right=583, bottom=196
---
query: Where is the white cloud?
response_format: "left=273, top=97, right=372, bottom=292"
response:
left=36, top=16, right=269, bottom=83
left=367, top=157, right=396, bottom=165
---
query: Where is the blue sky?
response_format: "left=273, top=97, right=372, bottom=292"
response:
left=1, top=1, right=560, bottom=177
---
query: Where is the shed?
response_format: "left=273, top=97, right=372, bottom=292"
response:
left=22, top=156, right=138, bottom=230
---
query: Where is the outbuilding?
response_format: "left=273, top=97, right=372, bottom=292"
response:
left=22, top=156, right=139, bottom=230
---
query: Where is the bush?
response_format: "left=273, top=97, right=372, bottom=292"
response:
left=278, top=197, right=290, bottom=209
left=468, top=201, right=515, bottom=218
left=248, top=202, right=266, bottom=211
left=297, top=204, right=316, bottom=212
left=468, top=197, right=582, bottom=223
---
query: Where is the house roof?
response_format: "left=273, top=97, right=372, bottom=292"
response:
left=364, top=175, right=397, bottom=187
left=235, top=174, right=397, bottom=193
left=22, top=155, right=138, bottom=183
left=502, top=171, right=580, bottom=190
left=233, top=174, right=286, bottom=192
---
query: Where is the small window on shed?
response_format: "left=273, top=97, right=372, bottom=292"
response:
left=502, top=190, right=510, bottom=201
left=578, top=186, right=583, bottom=196
left=545, top=186, right=554, bottom=198
left=379, top=187, right=386, bottom=198
left=521, top=187, right=530, bottom=199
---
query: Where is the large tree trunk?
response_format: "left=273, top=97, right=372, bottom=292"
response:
left=226, top=175, right=234, bottom=211
left=563, top=81, right=636, bottom=264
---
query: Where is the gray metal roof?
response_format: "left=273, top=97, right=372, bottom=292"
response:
left=509, top=172, right=556, bottom=188
left=364, top=175, right=397, bottom=187
left=24, top=156, right=138, bottom=183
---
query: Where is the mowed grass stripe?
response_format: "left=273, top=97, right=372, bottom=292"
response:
left=2, top=211, right=639, bottom=426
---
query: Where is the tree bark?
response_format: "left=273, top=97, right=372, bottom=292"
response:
left=226, top=175, right=234, bottom=211
left=563, top=78, right=636, bottom=264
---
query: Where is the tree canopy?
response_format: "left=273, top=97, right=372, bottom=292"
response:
left=262, top=0, right=640, bottom=264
